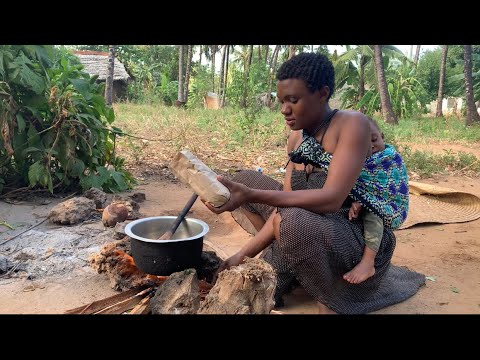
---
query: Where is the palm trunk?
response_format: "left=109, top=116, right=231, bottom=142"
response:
left=288, top=45, right=296, bottom=59
left=219, top=45, right=226, bottom=102
left=221, top=45, right=230, bottom=108
left=358, top=55, right=367, bottom=113
left=240, top=45, right=253, bottom=108
left=266, top=45, right=280, bottom=108
left=105, top=45, right=115, bottom=106
left=373, top=45, right=398, bottom=124
left=184, top=45, right=193, bottom=104
left=436, top=45, right=448, bottom=117
left=414, top=45, right=421, bottom=66
left=211, top=45, right=217, bottom=93
left=177, top=45, right=185, bottom=106
left=464, top=45, right=480, bottom=125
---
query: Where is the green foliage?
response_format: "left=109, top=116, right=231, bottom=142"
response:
left=188, top=65, right=212, bottom=108
left=355, top=59, right=427, bottom=118
left=114, top=45, right=179, bottom=105
left=416, top=46, right=464, bottom=102
left=449, top=51, right=480, bottom=102
left=0, top=45, right=135, bottom=195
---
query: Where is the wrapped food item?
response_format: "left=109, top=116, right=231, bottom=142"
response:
left=170, top=150, right=230, bottom=207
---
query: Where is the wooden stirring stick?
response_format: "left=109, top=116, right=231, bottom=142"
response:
left=158, top=193, right=198, bottom=240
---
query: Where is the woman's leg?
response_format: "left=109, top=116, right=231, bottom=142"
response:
left=240, top=208, right=266, bottom=232
left=273, top=210, right=336, bottom=314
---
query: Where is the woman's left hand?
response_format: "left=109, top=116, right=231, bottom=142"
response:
left=203, top=176, right=251, bottom=214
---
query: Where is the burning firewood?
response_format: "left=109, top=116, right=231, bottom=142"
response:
left=90, top=243, right=166, bottom=291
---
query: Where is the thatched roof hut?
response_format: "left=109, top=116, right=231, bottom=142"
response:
left=73, top=50, right=131, bottom=101
left=74, top=50, right=131, bottom=82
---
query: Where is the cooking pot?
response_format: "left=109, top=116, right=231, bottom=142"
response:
left=124, top=216, right=209, bottom=276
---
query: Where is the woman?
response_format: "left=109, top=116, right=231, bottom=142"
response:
left=205, top=52, right=425, bottom=314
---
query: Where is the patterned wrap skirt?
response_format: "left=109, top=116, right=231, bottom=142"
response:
left=233, top=169, right=425, bottom=314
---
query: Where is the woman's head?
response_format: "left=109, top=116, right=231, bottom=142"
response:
left=277, top=52, right=335, bottom=98
left=276, top=53, right=336, bottom=132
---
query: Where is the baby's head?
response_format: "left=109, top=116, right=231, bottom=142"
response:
left=367, top=117, right=385, bottom=154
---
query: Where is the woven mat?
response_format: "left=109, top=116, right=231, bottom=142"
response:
left=399, top=181, right=480, bottom=229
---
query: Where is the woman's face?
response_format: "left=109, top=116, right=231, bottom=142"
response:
left=276, top=79, right=328, bottom=133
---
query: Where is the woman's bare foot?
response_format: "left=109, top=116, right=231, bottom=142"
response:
left=343, top=261, right=375, bottom=284
left=318, top=302, right=336, bottom=314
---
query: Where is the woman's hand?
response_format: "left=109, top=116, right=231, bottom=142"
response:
left=203, top=176, right=251, bottom=214
left=212, top=252, right=246, bottom=283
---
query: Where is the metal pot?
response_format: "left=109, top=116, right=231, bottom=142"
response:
left=125, top=216, right=209, bottom=276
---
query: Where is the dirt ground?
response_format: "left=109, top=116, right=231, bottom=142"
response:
left=1, top=172, right=479, bottom=314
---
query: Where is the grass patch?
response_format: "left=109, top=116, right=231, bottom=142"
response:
left=376, top=115, right=480, bottom=144
left=113, top=103, right=480, bottom=179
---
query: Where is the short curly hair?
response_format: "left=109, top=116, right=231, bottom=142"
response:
left=276, top=52, right=335, bottom=100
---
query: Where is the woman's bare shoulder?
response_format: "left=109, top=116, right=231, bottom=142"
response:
left=334, top=110, right=370, bottom=131
left=287, top=130, right=302, bottom=153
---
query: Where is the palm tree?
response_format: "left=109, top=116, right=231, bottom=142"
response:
left=105, top=45, right=115, bottom=106
left=373, top=45, right=398, bottom=124
left=218, top=45, right=226, bottom=102
left=436, top=45, right=448, bottom=117
left=210, top=45, right=219, bottom=92
left=463, top=45, right=480, bottom=125
left=221, top=45, right=231, bottom=108
left=334, top=45, right=406, bottom=111
left=414, top=45, right=421, bottom=66
left=177, top=45, right=185, bottom=106
left=288, top=45, right=296, bottom=59
left=266, top=45, right=281, bottom=108
left=183, top=45, right=193, bottom=104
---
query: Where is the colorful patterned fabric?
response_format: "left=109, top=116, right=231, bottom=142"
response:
left=288, top=133, right=409, bottom=229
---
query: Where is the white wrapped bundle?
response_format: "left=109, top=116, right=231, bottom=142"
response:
left=170, top=150, right=230, bottom=207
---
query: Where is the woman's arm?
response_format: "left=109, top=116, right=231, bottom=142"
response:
left=207, top=114, right=371, bottom=215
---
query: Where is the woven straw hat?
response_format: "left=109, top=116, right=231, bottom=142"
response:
left=399, top=181, right=480, bottom=229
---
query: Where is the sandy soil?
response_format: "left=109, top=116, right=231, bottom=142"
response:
left=1, top=173, right=479, bottom=314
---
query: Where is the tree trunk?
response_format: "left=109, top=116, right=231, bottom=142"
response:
left=266, top=45, right=280, bottom=108
left=240, top=45, right=253, bottom=108
left=184, top=45, right=193, bottom=104
left=211, top=45, right=217, bottom=93
left=221, top=45, right=230, bottom=108
left=373, top=45, right=398, bottom=124
left=258, top=45, right=261, bottom=62
left=199, top=45, right=203, bottom=65
left=436, top=45, right=448, bottom=117
left=288, top=45, right=296, bottom=59
left=177, top=45, right=185, bottom=106
left=105, top=45, right=115, bottom=106
left=358, top=54, right=367, bottom=113
left=414, top=45, right=421, bottom=66
left=218, top=45, right=226, bottom=102
left=464, top=45, right=480, bottom=125
left=264, top=45, right=269, bottom=65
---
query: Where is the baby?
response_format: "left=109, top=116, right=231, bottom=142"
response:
left=343, top=119, right=388, bottom=284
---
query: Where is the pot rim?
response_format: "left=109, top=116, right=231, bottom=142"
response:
left=124, top=216, right=209, bottom=243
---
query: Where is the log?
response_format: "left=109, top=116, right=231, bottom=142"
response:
left=198, top=257, right=277, bottom=314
